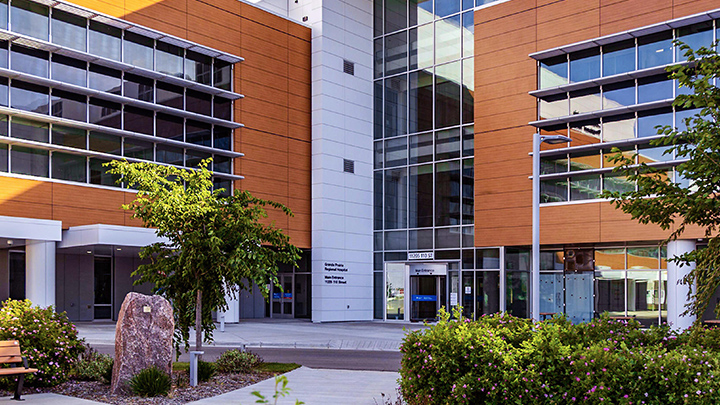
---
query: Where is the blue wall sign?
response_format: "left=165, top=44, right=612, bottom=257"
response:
left=272, top=293, right=281, bottom=299
left=412, top=295, right=437, bottom=302
left=283, top=293, right=293, bottom=299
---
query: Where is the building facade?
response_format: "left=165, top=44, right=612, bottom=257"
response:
left=1, top=0, right=718, bottom=327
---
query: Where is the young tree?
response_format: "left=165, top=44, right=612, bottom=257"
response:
left=603, top=42, right=720, bottom=320
left=107, top=159, right=301, bottom=354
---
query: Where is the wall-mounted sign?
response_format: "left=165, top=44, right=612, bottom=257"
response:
left=450, top=293, right=458, bottom=306
left=408, top=263, right=447, bottom=276
left=411, top=295, right=437, bottom=302
left=408, top=252, right=434, bottom=260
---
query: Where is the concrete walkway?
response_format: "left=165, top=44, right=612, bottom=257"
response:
left=188, top=367, right=401, bottom=405
left=0, top=393, right=104, bottom=404
left=77, top=319, right=427, bottom=352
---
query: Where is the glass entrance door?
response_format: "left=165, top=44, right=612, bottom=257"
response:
left=271, top=274, right=294, bottom=318
left=566, top=272, right=594, bottom=324
left=410, top=276, right=446, bottom=321
left=94, top=257, right=112, bottom=319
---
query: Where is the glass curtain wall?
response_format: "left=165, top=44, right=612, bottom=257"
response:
left=374, top=0, right=488, bottom=319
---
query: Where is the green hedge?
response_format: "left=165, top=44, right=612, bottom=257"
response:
left=400, top=309, right=720, bottom=404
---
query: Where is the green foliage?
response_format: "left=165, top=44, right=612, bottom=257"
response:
left=197, top=360, right=216, bottom=383
left=128, top=366, right=172, bottom=397
left=601, top=42, right=720, bottom=320
left=400, top=308, right=720, bottom=404
left=0, top=299, right=85, bottom=387
left=106, top=159, right=301, bottom=355
left=251, top=375, right=304, bottom=405
left=73, top=347, right=114, bottom=383
left=216, top=349, right=263, bottom=373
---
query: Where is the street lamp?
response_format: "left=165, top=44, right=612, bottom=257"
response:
left=532, top=133, right=572, bottom=322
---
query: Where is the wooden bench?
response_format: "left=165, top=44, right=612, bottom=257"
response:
left=0, top=340, right=38, bottom=401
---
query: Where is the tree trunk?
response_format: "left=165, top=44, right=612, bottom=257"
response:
left=195, top=289, right=202, bottom=353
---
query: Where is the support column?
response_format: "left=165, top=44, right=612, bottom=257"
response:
left=667, top=239, right=696, bottom=330
left=25, top=240, right=56, bottom=308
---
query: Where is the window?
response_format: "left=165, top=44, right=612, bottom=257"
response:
left=52, top=55, right=86, bottom=87
left=435, top=61, right=461, bottom=128
left=638, top=75, right=673, bottom=104
left=385, top=0, right=407, bottom=33
left=156, top=144, right=183, bottom=166
left=52, top=125, right=86, bottom=149
left=11, top=0, right=48, bottom=40
left=186, top=120, right=211, bottom=147
left=185, top=51, right=211, bottom=85
left=156, top=42, right=183, bottom=78
left=157, top=81, right=183, bottom=109
left=435, top=15, right=461, bottom=65
left=385, top=31, right=407, bottom=76
left=156, top=113, right=184, bottom=141
left=385, top=136, right=407, bottom=167
left=186, top=89, right=212, bottom=116
left=0, top=143, right=7, bottom=172
left=89, top=157, right=119, bottom=186
left=124, top=32, right=154, bottom=70
left=603, top=40, right=635, bottom=76
left=11, top=45, right=48, bottom=78
left=213, top=60, right=231, bottom=90
left=435, top=127, right=460, bottom=160
left=602, top=81, right=634, bottom=109
left=11, top=81, right=48, bottom=114
left=51, top=89, right=86, bottom=122
left=89, top=64, right=121, bottom=95
left=11, top=117, right=48, bottom=143
left=88, top=98, right=121, bottom=129
left=435, top=160, right=460, bottom=226
left=52, top=152, right=86, bottom=182
left=385, top=74, right=408, bottom=137
left=409, top=132, right=433, bottom=164
left=185, top=149, right=210, bottom=168
left=638, top=32, right=673, bottom=69
left=89, top=131, right=121, bottom=155
left=124, top=73, right=154, bottom=102
left=12, top=145, right=49, bottom=177
left=52, top=9, right=86, bottom=52
left=89, top=21, right=121, bottom=61
left=540, top=56, right=567, bottom=89
left=214, top=97, right=231, bottom=120
left=213, top=154, right=231, bottom=173
left=124, top=106, right=154, bottom=135
left=123, top=137, right=153, bottom=160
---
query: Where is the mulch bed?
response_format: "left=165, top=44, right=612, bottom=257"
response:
left=1, top=370, right=276, bottom=404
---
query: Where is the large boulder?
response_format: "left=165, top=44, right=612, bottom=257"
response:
left=110, top=292, right=174, bottom=394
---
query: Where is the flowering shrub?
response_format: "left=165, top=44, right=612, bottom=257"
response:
left=400, top=308, right=720, bottom=404
left=0, top=299, right=85, bottom=387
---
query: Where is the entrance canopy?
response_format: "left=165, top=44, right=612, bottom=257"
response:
left=58, top=224, right=166, bottom=249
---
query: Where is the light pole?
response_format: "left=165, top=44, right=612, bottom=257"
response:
left=532, top=133, right=572, bottom=322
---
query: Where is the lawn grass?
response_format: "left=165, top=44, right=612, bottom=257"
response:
left=172, top=361, right=300, bottom=374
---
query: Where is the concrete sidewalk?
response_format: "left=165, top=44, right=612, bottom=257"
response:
left=77, top=319, right=427, bottom=352
left=188, top=367, right=400, bottom=405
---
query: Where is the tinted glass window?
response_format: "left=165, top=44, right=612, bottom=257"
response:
left=462, top=11, right=473, bottom=58
left=51, top=89, right=86, bottom=121
left=0, top=143, right=6, bottom=172
left=88, top=98, right=121, bottom=129
left=435, top=14, right=461, bottom=65
left=185, top=51, right=211, bottom=85
left=385, top=0, right=407, bottom=33
left=124, top=137, right=153, bottom=160
left=11, top=146, right=48, bottom=177
left=409, top=23, right=433, bottom=70
left=462, top=58, right=473, bottom=124
left=408, top=164, right=433, bottom=228
left=570, top=49, right=600, bottom=83
left=185, top=149, right=210, bottom=168
left=213, top=126, right=231, bottom=150
left=89, top=131, right=121, bottom=155
left=435, top=61, right=460, bottom=128
left=602, top=113, right=636, bottom=142
left=0, top=77, right=8, bottom=106
left=89, top=64, right=121, bottom=94
left=385, top=31, right=407, bottom=76
left=385, top=136, right=407, bottom=167
left=157, top=81, right=183, bottom=109
left=0, top=41, right=8, bottom=69
left=213, top=60, right=231, bottom=90
left=156, top=42, right=183, bottom=78
left=52, top=125, right=86, bottom=149
left=409, top=0, right=433, bottom=26
left=462, top=125, right=473, bottom=157
left=89, top=157, right=119, bottom=186
left=637, top=108, right=673, bottom=138
left=677, top=22, right=713, bottom=61
left=156, top=113, right=183, bottom=141
left=638, top=75, right=673, bottom=104
left=186, top=89, right=212, bottom=116
left=409, top=70, right=433, bottom=133
left=638, top=32, right=673, bottom=69
left=374, top=38, right=383, bottom=78
left=11, top=81, right=48, bottom=114
left=213, top=154, right=231, bottom=174
left=570, top=174, right=600, bottom=201
left=214, top=97, right=231, bottom=120
left=435, top=160, right=460, bottom=226
left=52, top=152, right=86, bottom=182
left=51, top=9, right=86, bottom=52
left=385, top=75, right=407, bottom=137
left=186, top=120, right=211, bottom=146
left=11, top=0, right=48, bottom=40
left=539, top=93, right=568, bottom=119
left=385, top=167, right=408, bottom=229
left=156, top=143, right=183, bottom=166
left=89, top=21, right=121, bottom=61
left=540, top=55, right=567, bottom=89
left=11, top=117, right=48, bottom=142
left=52, top=55, right=86, bottom=86
left=435, top=0, right=460, bottom=18
left=0, top=0, right=7, bottom=30
left=603, top=40, right=635, bottom=76
left=602, top=81, right=635, bottom=109
left=11, top=45, right=48, bottom=77
left=409, top=132, right=433, bottom=164
left=124, top=32, right=153, bottom=70
left=569, top=87, right=601, bottom=114
left=435, top=127, right=460, bottom=160
left=124, top=106, right=154, bottom=135
left=124, top=73, right=154, bottom=102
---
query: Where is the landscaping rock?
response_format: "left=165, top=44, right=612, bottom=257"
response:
left=110, top=292, right=174, bottom=395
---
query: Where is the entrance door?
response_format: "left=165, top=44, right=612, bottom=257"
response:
left=271, top=274, right=294, bottom=318
left=410, top=276, right=446, bottom=321
left=94, top=257, right=112, bottom=319
left=565, top=272, right=594, bottom=324
left=8, top=251, right=25, bottom=300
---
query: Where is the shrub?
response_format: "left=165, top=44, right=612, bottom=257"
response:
left=400, top=308, right=720, bottom=404
left=216, top=349, right=263, bottom=373
left=73, top=347, right=114, bottom=383
left=0, top=299, right=85, bottom=387
left=197, top=360, right=216, bottom=383
left=128, top=366, right=171, bottom=397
